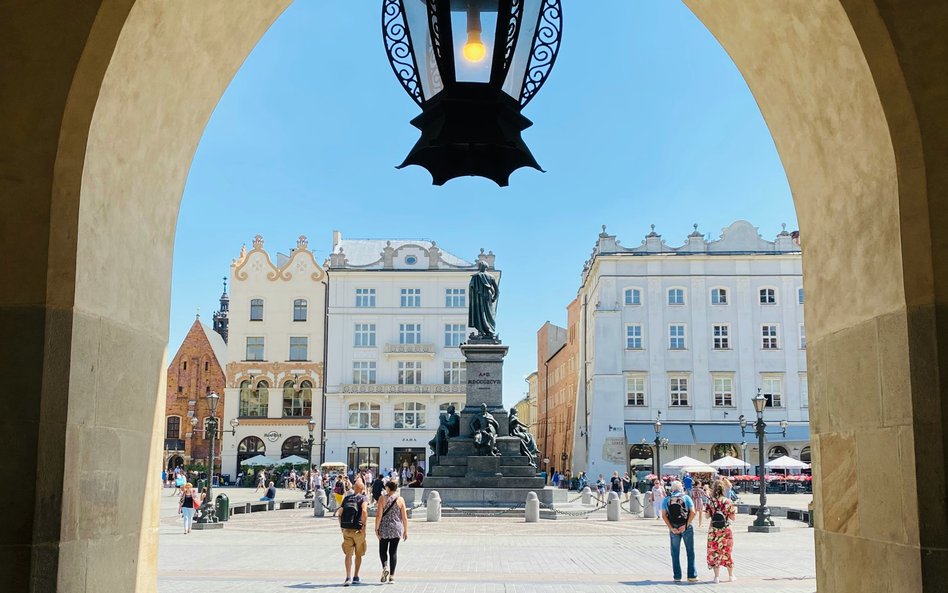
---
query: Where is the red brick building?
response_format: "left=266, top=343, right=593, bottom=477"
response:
left=164, top=316, right=227, bottom=471
left=536, top=296, right=580, bottom=477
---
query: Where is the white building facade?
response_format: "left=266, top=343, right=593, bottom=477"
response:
left=574, top=221, right=809, bottom=478
left=324, top=232, right=497, bottom=474
left=220, top=235, right=327, bottom=480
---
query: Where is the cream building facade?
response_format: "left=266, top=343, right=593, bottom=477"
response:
left=220, top=235, right=327, bottom=480
left=323, top=232, right=496, bottom=473
left=574, top=222, right=808, bottom=478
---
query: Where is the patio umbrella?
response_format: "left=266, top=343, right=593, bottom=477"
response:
left=662, top=456, right=707, bottom=469
left=765, top=455, right=810, bottom=470
left=240, top=454, right=279, bottom=466
left=710, top=455, right=751, bottom=469
left=280, top=455, right=309, bottom=465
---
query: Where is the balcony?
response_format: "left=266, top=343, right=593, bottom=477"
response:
left=340, top=383, right=465, bottom=394
left=383, top=343, right=436, bottom=358
left=164, top=438, right=185, bottom=451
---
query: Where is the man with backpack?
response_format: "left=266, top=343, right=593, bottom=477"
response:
left=339, top=478, right=368, bottom=586
left=661, top=480, right=698, bottom=583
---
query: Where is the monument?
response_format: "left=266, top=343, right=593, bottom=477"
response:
left=416, top=261, right=565, bottom=506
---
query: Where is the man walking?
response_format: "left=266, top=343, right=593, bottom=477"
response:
left=340, top=478, right=368, bottom=586
left=662, top=480, right=698, bottom=583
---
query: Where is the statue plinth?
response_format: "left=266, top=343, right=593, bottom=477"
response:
left=459, top=338, right=508, bottom=419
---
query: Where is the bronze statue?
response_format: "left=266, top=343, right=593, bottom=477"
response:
left=468, top=260, right=499, bottom=339
left=469, top=403, right=500, bottom=456
left=509, top=407, right=540, bottom=468
left=428, top=404, right=460, bottom=458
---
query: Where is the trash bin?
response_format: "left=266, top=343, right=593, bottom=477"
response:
left=197, top=479, right=207, bottom=492
left=215, top=493, right=229, bottom=522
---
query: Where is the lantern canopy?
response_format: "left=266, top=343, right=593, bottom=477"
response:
left=382, top=0, right=564, bottom=186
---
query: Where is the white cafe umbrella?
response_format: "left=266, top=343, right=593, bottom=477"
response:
left=710, top=455, right=751, bottom=470
left=765, top=455, right=810, bottom=470
left=280, top=455, right=309, bottom=465
left=240, top=454, right=279, bottom=466
left=662, top=456, right=707, bottom=469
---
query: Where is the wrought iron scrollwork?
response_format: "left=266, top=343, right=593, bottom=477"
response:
left=503, top=0, right=524, bottom=74
left=383, top=0, right=424, bottom=105
left=426, top=0, right=444, bottom=64
left=519, top=0, right=563, bottom=107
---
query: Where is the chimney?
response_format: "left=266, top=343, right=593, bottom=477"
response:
left=332, top=230, right=342, bottom=250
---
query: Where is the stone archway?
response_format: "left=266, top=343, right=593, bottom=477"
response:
left=2, top=1, right=946, bottom=592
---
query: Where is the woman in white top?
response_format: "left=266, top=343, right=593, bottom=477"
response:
left=651, top=479, right=666, bottom=520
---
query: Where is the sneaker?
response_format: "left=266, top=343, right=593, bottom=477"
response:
left=343, top=578, right=351, bottom=587
left=352, top=576, right=361, bottom=585
left=713, top=576, right=720, bottom=584
left=688, top=577, right=700, bottom=583
left=381, top=568, right=389, bottom=583
left=728, top=576, right=737, bottom=582
left=388, top=575, right=395, bottom=584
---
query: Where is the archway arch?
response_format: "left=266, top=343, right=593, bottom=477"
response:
left=3, top=2, right=946, bottom=592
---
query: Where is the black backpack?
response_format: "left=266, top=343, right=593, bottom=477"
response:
left=666, top=494, right=688, bottom=528
left=339, top=494, right=364, bottom=530
left=710, top=499, right=729, bottom=529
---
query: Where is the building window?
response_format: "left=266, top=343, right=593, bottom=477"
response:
left=352, top=361, right=377, bottom=385
left=281, top=436, right=304, bottom=457
left=625, top=375, right=646, bottom=406
left=445, top=288, right=466, bottom=308
left=237, top=436, right=266, bottom=466
left=394, top=401, right=426, bottom=429
left=400, top=288, right=421, bottom=307
left=399, top=323, right=422, bottom=344
left=712, top=324, right=730, bottom=350
left=799, top=324, right=807, bottom=349
left=282, top=379, right=312, bottom=417
left=289, top=337, right=308, bottom=361
left=166, top=416, right=181, bottom=439
left=355, top=288, right=376, bottom=307
left=440, top=402, right=462, bottom=414
left=250, top=298, right=264, bottom=321
left=405, top=255, right=418, bottom=265
left=183, top=361, right=187, bottom=370
left=669, top=324, right=686, bottom=350
left=239, top=380, right=269, bottom=417
left=204, top=361, right=209, bottom=371
left=759, top=288, right=776, bottom=305
left=246, top=336, right=264, bottom=361
left=354, top=323, right=376, bottom=347
left=668, top=288, right=685, bottom=305
left=711, top=288, right=728, bottom=305
left=293, top=299, right=307, bottom=321
left=348, top=402, right=380, bottom=429
left=397, top=361, right=421, bottom=384
left=798, top=287, right=804, bottom=305
left=761, top=324, right=779, bottom=349
left=762, top=376, right=783, bottom=407
left=444, top=323, right=465, bottom=347
left=669, top=376, right=689, bottom=406
left=713, top=376, right=734, bottom=407
left=626, top=324, right=643, bottom=349
left=624, top=288, right=641, bottom=306
left=768, top=445, right=789, bottom=460
left=800, top=374, right=808, bottom=408
left=443, top=361, right=466, bottom=385
left=800, top=445, right=811, bottom=463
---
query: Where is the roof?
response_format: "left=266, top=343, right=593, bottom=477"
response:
left=200, top=322, right=228, bottom=370
left=331, top=238, right=481, bottom=270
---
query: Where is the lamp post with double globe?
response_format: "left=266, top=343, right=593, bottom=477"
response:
left=191, top=391, right=238, bottom=529
left=740, top=389, right=788, bottom=533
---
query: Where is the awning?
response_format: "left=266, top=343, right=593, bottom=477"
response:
left=692, top=424, right=744, bottom=444
left=764, top=424, right=811, bottom=443
left=624, top=423, right=694, bottom=445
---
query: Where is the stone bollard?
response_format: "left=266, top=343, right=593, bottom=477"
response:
left=581, top=486, right=592, bottom=505
left=314, top=489, right=327, bottom=518
left=525, top=492, right=540, bottom=523
left=607, top=491, right=620, bottom=521
left=426, top=491, right=442, bottom=522
left=629, top=488, right=643, bottom=516
left=644, top=491, right=655, bottom=518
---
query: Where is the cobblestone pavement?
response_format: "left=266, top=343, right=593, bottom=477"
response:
left=158, top=489, right=815, bottom=593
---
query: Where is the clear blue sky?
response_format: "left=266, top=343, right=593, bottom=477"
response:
left=171, top=1, right=796, bottom=407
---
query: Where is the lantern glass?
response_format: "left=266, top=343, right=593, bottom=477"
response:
left=449, top=0, right=498, bottom=83
left=502, top=0, right=542, bottom=100
left=403, top=0, right=442, bottom=100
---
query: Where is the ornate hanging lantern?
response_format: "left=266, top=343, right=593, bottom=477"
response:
left=382, top=0, right=563, bottom=186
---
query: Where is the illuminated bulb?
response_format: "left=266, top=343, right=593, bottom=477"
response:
left=463, top=7, right=486, bottom=63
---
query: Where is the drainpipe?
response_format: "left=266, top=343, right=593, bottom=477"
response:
left=320, top=274, right=329, bottom=465
left=582, top=294, right=589, bottom=457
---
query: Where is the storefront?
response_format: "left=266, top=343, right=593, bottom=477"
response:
left=393, top=447, right=427, bottom=474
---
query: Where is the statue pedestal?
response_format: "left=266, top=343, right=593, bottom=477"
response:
left=459, top=339, right=508, bottom=424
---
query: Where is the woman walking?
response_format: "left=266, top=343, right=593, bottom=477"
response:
left=693, top=481, right=709, bottom=527
left=650, top=478, right=666, bottom=520
left=706, top=479, right=737, bottom=583
left=375, top=480, right=409, bottom=584
left=178, top=482, right=199, bottom=534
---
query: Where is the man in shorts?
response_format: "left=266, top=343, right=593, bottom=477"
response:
left=339, top=478, right=368, bottom=586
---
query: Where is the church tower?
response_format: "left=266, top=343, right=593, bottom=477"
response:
left=212, top=276, right=229, bottom=343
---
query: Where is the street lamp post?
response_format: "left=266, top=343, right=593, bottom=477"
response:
left=302, top=418, right=317, bottom=498
left=652, top=412, right=669, bottom=477
left=192, top=391, right=238, bottom=529
left=740, top=440, right=747, bottom=468
left=350, top=440, right=357, bottom=477
left=740, top=389, right=788, bottom=533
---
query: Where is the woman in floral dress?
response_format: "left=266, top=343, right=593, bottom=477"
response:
left=705, top=479, right=737, bottom=583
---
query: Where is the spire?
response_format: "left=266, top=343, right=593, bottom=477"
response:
left=212, top=276, right=229, bottom=343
